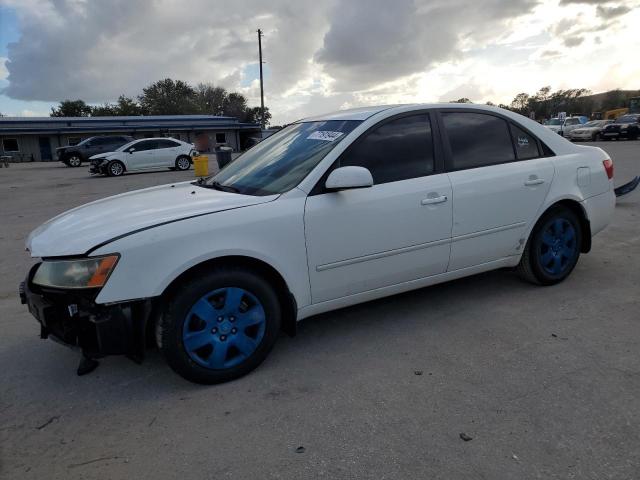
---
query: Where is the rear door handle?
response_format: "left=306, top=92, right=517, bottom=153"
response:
left=421, top=195, right=448, bottom=205
left=524, top=178, right=545, bottom=186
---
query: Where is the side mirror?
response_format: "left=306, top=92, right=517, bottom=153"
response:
left=325, top=166, right=373, bottom=191
left=128, top=148, right=135, bottom=153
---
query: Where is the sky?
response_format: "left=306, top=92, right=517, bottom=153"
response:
left=0, top=0, right=638, bottom=125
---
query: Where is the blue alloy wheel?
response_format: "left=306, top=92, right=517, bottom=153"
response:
left=182, top=287, right=266, bottom=369
left=538, top=217, right=578, bottom=276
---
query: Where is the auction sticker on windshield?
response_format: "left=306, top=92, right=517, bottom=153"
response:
left=307, top=131, right=344, bottom=142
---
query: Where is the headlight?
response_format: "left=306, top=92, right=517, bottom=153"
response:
left=32, top=255, right=119, bottom=289
left=620, top=125, right=628, bottom=130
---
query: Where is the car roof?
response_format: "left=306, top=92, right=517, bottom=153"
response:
left=299, top=103, right=532, bottom=122
left=132, top=137, right=182, bottom=141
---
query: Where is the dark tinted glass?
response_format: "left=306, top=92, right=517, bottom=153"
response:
left=510, top=125, right=540, bottom=160
left=157, top=139, right=180, bottom=148
left=340, top=114, right=434, bottom=184
left=442, top=112, right=515, bottom=170
left=133, top=140, right=157, bottom=151
left=94, top=137, right=114, bottom=145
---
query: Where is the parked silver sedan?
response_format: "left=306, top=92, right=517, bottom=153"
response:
left=568, top=120, right=613, bottom=141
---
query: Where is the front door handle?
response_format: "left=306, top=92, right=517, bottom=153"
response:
left=421, top=195, right=448, bottom=205
left=524, top=178, right=545, bottom=186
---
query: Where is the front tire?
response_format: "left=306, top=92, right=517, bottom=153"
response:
left=517, top=206, right=582, bottom=285
left=158, top=267, right=281, bottom=384
left=107, top=160, right=125, bottom=177
left=175, top=156, right=191, bottom=171
left=66, top=154, right=82, bottom=167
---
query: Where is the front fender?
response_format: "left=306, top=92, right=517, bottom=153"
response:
left=91, top=196, right=311, bottom=310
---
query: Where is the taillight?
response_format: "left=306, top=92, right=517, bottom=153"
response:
left=603, top=159, right=613, bottom=179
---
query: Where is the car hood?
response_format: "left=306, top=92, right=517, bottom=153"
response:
left=89, top=151, right=117, bottom=160
left=26, top=182, right=278, bottom=257
left=545, top=125, right=561, bottom=131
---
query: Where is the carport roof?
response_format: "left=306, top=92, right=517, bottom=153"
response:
left=0, top=115, right=261, bottom=135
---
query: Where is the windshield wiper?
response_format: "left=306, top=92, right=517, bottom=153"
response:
left=209, top=180, right=241, bottom=193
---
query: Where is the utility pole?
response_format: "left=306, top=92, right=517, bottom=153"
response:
left=257, top=28, right=265, bottom=129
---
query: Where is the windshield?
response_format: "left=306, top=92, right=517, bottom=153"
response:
left=547, top=119, right=562, bottom=125
left=204, top=120, right=361, bottom=196
left=616, top=116, right=637, bottom=124
left=116, top=140, right=138, bottom=151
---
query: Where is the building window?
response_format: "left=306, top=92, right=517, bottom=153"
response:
left=215, top=133, right=226, bottom=144
left=2, top=138, right=19, bottom=152
left=68, top=137, right=81, bottom=146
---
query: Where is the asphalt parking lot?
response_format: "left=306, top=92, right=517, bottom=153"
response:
left=0, top=143, right=638, bottom=479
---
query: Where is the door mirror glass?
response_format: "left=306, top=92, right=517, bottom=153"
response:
left=325, top=166, right=373, bottom=191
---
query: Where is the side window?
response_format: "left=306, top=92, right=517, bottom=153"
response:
left=442, top=112, right=515, bottom=170
left=133, top=140, right=156, bottom=151
left=510, top=124, right=540, bottom=160
left=92, top=137, right=110, bottom=146
left=157, top=139, right=180, bottom=148
left=340, top=114, right=434, bottom=184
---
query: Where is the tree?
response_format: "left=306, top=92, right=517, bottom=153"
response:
left=115, top=95, right=145, bottom=116
left=243, top=106, right=271, bottom=125
left=194, top=83, right=227, bottom=115
left=450, top=98, right=471, bottom=103
left=509, top=93, right=530, bottom=114
left=91, top=103, right=119, bottom=116
left=222, top=92, right=248, bottom=119
left=50, top=99, right=93, bottom=117
left=138, top=78, right=197, bottom=115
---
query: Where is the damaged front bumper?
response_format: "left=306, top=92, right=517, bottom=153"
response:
left=19, top=264, right=153, bottom=362
left=89, top=161, right=108, bottom=174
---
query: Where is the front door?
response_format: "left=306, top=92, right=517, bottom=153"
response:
left=304, top=113, right=453, bottom=304
left=127, top=140, right=158, bottom=170
left=439, top=111, right=554, bottom=271
left=38, top=137, right=52, bottom=161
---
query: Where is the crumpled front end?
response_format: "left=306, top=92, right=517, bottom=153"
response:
left=19, top=263, right=153, bottom=360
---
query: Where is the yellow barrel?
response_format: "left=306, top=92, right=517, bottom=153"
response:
left=193, top=155, right=208, bottom=177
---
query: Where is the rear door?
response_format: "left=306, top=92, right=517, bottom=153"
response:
left=154, top=139, right=182, bottom=167
left=439, top=110, right=554, bottom=271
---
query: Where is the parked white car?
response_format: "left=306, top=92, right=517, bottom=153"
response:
left=569, top=120, right=614, bottom=141
left=21, top=104, right=615, bottom=383
left=89, top=137, right=196, bottom=176
left=544, top=116, right=587, bottom=136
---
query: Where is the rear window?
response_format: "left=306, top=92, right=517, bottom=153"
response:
left=510, top=125, right=540, bottom=160
left=442, top=112, right=515, bottom=170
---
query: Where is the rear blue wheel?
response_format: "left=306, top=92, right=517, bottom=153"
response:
left=538, top=218, right=578, bottom=276
left=517, top=206, right=582, bottom=285
left=182, top=287, right=266, bottom=370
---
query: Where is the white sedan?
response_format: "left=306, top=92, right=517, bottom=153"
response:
left=21, top=104, right=615, bottom=383
left=89, top=137, right=196, bottom=176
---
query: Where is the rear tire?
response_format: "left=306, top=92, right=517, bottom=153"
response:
left=107, top=160, right=125, bottom=177
left=517, top=206, right=582, bottom=285
left=158, top=267, right=281, bottom=384
left=175, top=156, right=191, bottom=171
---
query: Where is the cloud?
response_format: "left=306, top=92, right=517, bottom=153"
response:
left=559, top=0, right=617, bottom=4
left=564, top=35, right=585, bottom=47
left=0, top=57, right=7, bottom=81
left=314, top=0, right=540, bottom=91
left=1, top=0, right=332, bottom=104
left=0, top=0, right=638, bottom=123
left=596, top=4, right=631, bottom=18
